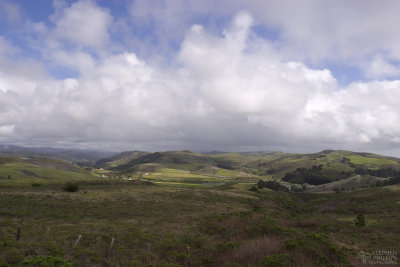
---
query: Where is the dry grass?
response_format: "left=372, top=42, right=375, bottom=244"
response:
left=218, top=235, right=283, bottom=265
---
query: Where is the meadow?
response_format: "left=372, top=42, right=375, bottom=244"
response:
left=1, top=179, right=399, bottom=266
left=1, top=150, right=400, bottom=266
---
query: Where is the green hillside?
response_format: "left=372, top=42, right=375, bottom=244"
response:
left=0, top=155, right=99, bottom=185
left=95, top=151, right=150, bottom=168
left=1, top=149, right=400, bottom=266
left=98, top=150, right=400, bottom=191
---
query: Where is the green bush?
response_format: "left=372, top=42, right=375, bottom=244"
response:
left=216, top=241, right=237, bottom=252
left=62, top=182, right=79, bottom=192
left=179, top=231, right=208, bottom=248
left=354, top=214, right=366, bottom=227
left=20, top=255, right=73, bottom=267
left=0, top=260, right=11, bottom=267
left=263, top=253, right=292, bottom=267
left=284, top=239, right=298, bottom=249
left=249, top=185, right=258, bottom=192
left=256, top=180, right=289, bottom=192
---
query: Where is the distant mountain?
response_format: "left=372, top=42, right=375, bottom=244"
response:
left=0, top=145, right=116, bottom=164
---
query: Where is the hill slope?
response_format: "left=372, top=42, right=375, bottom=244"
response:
left=0, top=144, right=115, bottom=163
left=0, top=155, right=99, bottom=184
left=98, top=149, right=400, bottom=189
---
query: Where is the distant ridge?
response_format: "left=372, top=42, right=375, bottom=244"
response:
left=0, top=144, right=116, bottom=163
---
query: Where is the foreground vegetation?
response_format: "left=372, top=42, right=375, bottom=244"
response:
left=1, top=149, right=400, bottom=266
left=0, top=179, right=399, bottom=266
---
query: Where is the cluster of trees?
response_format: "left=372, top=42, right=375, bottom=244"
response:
left=375, top=176, right=400, bottom=187
left=354, top=167, right=400, bottom=178
left=342, top=157, right=400, bottom=178
left=283, top=165, right=351, bottom=185
left=254, top=180, right=289, bottom=192
left=215, top=161, right=234, bottom=170
left=283, top=162, right=400, bottom=186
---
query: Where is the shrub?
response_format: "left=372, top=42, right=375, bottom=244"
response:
left=263, top=253, right=291, bottom=267
left=20, top=255, right=73, bottom=266
left=179, top=231, right=208, bottom=248
left=62, top=182, right=79, bottom=192
left=290, top=185, right=304, bottom=192
left=354, top=214, right=366, bottom=227
left=284, top=239, right=298, bottom=249
left=256, top=180, right=289, bottom=192
left=249, top=186, right=258, bottom=192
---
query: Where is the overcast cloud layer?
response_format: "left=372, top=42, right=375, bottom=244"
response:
left=1, top=0, right=400, bottom=155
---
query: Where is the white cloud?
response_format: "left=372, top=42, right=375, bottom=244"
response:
left=0, top=124, right=14, bottom=136
left=366, top=56, right=399, bottom=79
left=52, top=0, right=112, bottom=50
left=2, top=6, right=400, bottom=155
left=129, top=0, right=400, bottom=80
left=242, top=0, right=400, bottom=63
left=179, top=12, right=336, bottom=125
left=301, top=80, right=400, bottom=146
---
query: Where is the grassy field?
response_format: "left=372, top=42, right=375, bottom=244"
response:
left=0, top=178, right=399, bottom=266
left=1, top=151, right=400, bottom=266
left=346, top=155, right=398, bottom=166
left=0, top=157, right=98, bottom=186
left=215, top=169, right=240, bottom=177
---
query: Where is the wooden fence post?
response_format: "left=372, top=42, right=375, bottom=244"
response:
left=107, top=237, right=115, bottom=256
left=73, top=234, right=82, bottom=248
left=15, top=226, right=21, bottom=241
left=43, top=227, right=51, bottom=243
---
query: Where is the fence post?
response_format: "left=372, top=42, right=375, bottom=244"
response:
left=73, top=234, right=82, bottom=248
left=107, top=237, right=115, bottom=256
left=43, top=227, right=51, bottom=243
left=15, top=226, right=21, bottom=241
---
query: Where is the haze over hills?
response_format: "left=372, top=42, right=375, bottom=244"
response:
left=0, top=144, right=115, bottom=163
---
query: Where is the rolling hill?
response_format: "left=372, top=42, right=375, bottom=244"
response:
left=2, top=147, right=400, bottom=191
left=0, top=155, right=99, bottom=185
left=1, top=148, right=400, bottom=266
left=0, top=144, right=115, bottom=163
left=96, top=149, right=400, bottom=191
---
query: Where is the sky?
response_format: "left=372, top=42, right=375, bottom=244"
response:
left=1, top=0, right=400, bottom=155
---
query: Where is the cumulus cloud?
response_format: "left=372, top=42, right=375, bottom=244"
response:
left=1, top=3, right=400, bottom=155
left=129, top=0, right=400, bottom=80
left=179, top=13, right=336, bottom=125
left=51, top=0, right=112, bottom=50
left=365, top=56, right=399, bottom=79
left=301, top=81, right=400, bottom=145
